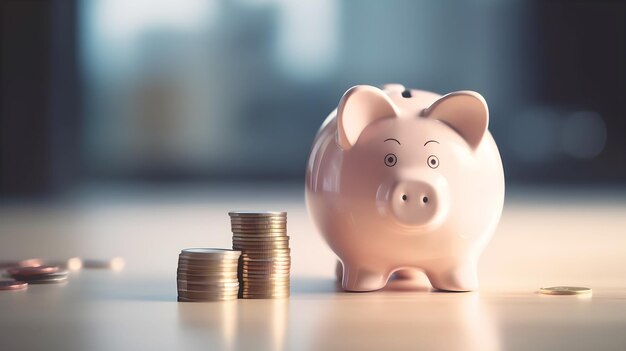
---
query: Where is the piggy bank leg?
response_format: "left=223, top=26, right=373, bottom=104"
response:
left=335, top=260, right=343, bottom=281
left=426, top=262, right=478, bottom=292
left=341, top=262, right=389, bottom=292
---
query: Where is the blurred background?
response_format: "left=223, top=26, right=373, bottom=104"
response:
left=0, top=0, right=624, bottom=196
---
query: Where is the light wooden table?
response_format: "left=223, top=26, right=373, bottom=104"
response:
left=1, top=185, right=625, bottom=351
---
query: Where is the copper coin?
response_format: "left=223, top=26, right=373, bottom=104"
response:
left=12, top=270, right=69, bottom=282
left=7, top=265, right=59, bottom=276
left=0, top=280, right=28, bottom=291
left=0, top=259, right=43, bottom=269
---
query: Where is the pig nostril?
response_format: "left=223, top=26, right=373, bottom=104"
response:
left=422, top=196, right=429, bottom=204
left=401, top=194, right=407, bottom=201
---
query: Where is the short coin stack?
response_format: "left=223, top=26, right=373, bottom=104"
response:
left=177, top=248, right=241, bottom=302
left=230, top=211, right=290, bottom=299
left=7, top=265, right=68, bottom=284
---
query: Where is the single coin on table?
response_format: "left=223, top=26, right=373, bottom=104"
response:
left=0, top=280, right=28, bottom=291
left=0, top=258, right=44, bottom=269
left=539, top=286, right=592, bottom=295
left=7, top=265, right=59, bottom=276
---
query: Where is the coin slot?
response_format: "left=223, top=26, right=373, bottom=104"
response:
left=401, top=90, right=412, bottom=98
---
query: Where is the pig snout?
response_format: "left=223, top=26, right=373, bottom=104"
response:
left=387, top=175, right=450, bottom=228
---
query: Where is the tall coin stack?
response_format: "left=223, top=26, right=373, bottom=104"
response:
left=177, top=248, right=241, bottom=302
left=229, top=211, right=290, bottom=299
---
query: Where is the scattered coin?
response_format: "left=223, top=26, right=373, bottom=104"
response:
left=7, top=265, right=59, bottom=276
left=177, top=248, right=241, bottom=302
left=7, top=266, right=69, bottom=284
left=81, top=257, right=125, bottom=271
left=539, top=286, right=592, bottom=295
left=0, top=279, right=28, bottom=291
left=0, top=258, right=43, bottom=269
left=230, top=211, right=290, bottom=299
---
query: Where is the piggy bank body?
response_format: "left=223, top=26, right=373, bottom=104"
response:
left=305, top=84, right=504, bottom=292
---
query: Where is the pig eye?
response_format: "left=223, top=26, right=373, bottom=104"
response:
left=427, top=155, right=439, bottom=169
left=384, top=153, right=397, bottom=167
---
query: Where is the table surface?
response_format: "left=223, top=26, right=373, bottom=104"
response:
left=1, top=185, right=625, bottom=351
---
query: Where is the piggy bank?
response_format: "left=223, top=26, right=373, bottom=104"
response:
left=305, top=84, right=504, bottom=292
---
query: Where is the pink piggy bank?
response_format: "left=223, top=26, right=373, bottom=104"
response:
left=305, top=84, right=505, bottom=292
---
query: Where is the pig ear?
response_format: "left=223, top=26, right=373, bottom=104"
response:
left=337, top=85, right=399, bottom=150
left=422, top=91, right=489, bottom=149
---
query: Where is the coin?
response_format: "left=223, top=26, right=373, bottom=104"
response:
left=0, top=280, right=28, bottom=291
left=7, top=265, right=59, bottom=276
left=232, top=228, right=288, bottom=234
left=241, top=266, right=290, bottom=275
left=177, top=296, right=237, bottom=302
left=231, top=224, right=287, bottom=230
left=539, top=286, right=592, bottom=295
left=0, top=259, right=43, bottom=269
left=232, top=235, right=289, bottom=240
left=178, top=292, right=238, bottom=300
left=234, top=244, right=290, bottom=250
left=80, top=257, right=125, bottom=271
left=229, top=211, right=286, bottom=217
left=180, top=248, right=241, bottom=257
left=11, top=270, right=69, bottom=281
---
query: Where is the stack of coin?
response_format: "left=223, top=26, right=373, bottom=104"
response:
left=7, top=265, right=68, bottom=284
left=230, top=211, right=290, bottom=299
left=177, top=248, right=241, bottom=302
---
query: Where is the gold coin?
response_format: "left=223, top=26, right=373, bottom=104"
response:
left=240, top=250, right=290, bottom=254
left=241, top=282, right=290, bottom=287
left=230, top=227, right=287, bottom=233
left=229, top=210, right=286, bottom=217
left=232, top=228, right=288, bottom=233
left=241, top=255, right=291, bottom=260
left=232, top=236, right=289, bottom=240
left=235, top=247, right=290, bottom=252
left=177, top=266, right=239, bottom=273
left=178, top=288, right=240, bottom=295
left=234, top=245, right=290, bottom=251
left=241, top=271, right=290, bottom=275
left=177, top=273, right=238, bottom=280
left=232, top=232, right=288, bottom=237
left=178, top=296, right=238, bottom=302
left=240, top=292, right=290, bottom=297
left=180, top=248, right=241, bottom=257
left=241, top=267, right=291, bottom=274
left=241, top=272, right=290, bottom=277
left=177, top=260, right=239, bottom=266
left=177, top=278, right=239, bottom=285
left=230, top=219, right=286, bottom=225
left=233, top=240, right=290, bottom=249
left=177, top=277, right=239, bottom=284
left=178, top=292, right=239, bottom=300
left=539, top=286, right=592, bottom=295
